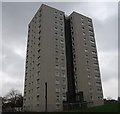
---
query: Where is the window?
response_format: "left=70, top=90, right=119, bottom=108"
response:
left=39, top=30, right=41, bottom=34
left=89, top=30, right=93, bottom=34
left=71, top=26, right=73, bottom=30
left=38, top=71, right=40, bottom=75
left=55, top=79, right=60, bottom=84
left=55, top=26, right=58, bottom=30
left=39, top=25, right=41, bottom=28
left=38, top=37, right=41, bottom=41
left=81, top=17, right=83, bottom=20
left=85, top=49, right=88, bottom=52
left=73, top=54, right=75, bottom=59
left=55, top=38, right=58, bottom=41
left=71, top=31, right=74, bottom=35
left=56, top=95, right=60, bottom=101
left=55, top=32, right=58, bottom=35
left=82, top=27, right=85, bottom=30
left=60, top=23, right=63, bottom=26
left=82, top=22, right=84, bottom=25
left=61, top=44, right=64, bottom=49
left=92, top=51, right=96, bottom=54
left=90, top=35, right=94, bottom=39
left=38, top=56, right=40, bottom=60
left=60, top=28, right=63, bottom=32
left=37, top=87, right=39, bottom=91
left=74, top=67, right=77, bottom=72
left=38, top=43, right=40, bottom=46
left=60, top=18, right=62, bottom=21
left=83, top=37, right=86, bottom=40
left=55, top=64, right=59, bottom=68
left=37, top=104, right=39, bottom=107
left=72, top=42, right=75, bottom=47
left=60, top=33, right=63, bottom=37
left=37, top=95, right=40, bottom=100
left=62, top=96, right=66, bottom=101
left=96, top=82, right=101, bottom=85
left=91, top=45, right=95, bottom=48
left=39, top=13, right=42, bottom=17
left=89, top=29, right=93, bottom=32
left=90, top=40, right=95, bottom=44
left=56, top=50, right=58, bottom=54
left=88, top=82, right=91, bottom=86
left=84, top=42, right=87, bottom=46
left=95, top=75, right=100, bottom=78
left=90, top=96, right=93, bottom=100
left=62, top=79, right=66, bottom=85
left=56, top=103, right=60, bottom=108
left=88, top=24, right=92, bottom=28
left=61, top=51, right=64, bottom=55
left=61, top=70, right=65, bottom=77
left=87, top=67, right=90, bottom=71
left=60, top=39, right=64, bottom=43
left=61, top=63, right=65, bottom=69
left=86, top=60, right=89, bottom=64
left=55, top=21, right=58, bottom=24
left=83, top=32, right=85, bottom=35
left=88, top=20, right=91, bottom=23
left=54, top=11, right=57, bottom=14
left=55, top=58, right=59, bottom=63
left=62, top=88, right=66, bottom=92
left=37, top=79, right=40, bottom=84
left=61, top=58, right=64, bottom=61
left=55, top=71, right=59, bottom=76
left=88, top=75, right=91, bottom=78
left=97, top=88, right=102, bottom=91
left=94, top=63, right=98, bottom=66
left=94, top=69, right=99, bottom=72
left=93, top=57, right=97, bottom=60
left=38, top=49, right=40, bottom=53
left=39, top=9, right=42, bottom=12
left=55, top=16, right=57, bottom=19
left=89, top=88, right=92, bottom=92
left=56, top=88, right=60, bottom=92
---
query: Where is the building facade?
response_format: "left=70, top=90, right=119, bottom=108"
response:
left=65, top=12, right=103, bottom=107
left=24, top=4, right=104, bottom=112
left=23, top=4, right=67, bottom=112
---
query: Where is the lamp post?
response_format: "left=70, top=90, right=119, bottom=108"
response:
left=45, top=82, right=47, bottom=112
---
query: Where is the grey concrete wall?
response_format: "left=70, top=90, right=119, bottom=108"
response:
left=23, top=4, right=67, bottom=112
left=69, top=12, right=104, bottom=107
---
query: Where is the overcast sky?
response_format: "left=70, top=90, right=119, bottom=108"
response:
left=1, top=1, right=119, bottom=100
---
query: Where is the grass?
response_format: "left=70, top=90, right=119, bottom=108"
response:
left=68, top=103, right=119, bottom=112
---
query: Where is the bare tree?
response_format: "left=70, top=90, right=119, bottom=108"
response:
left=2, top=89, right=23, bottom=112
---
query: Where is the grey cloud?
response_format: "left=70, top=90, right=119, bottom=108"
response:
left=2, top=79, right=24, bottom=96
left=2, top=44, right=25, bottom=80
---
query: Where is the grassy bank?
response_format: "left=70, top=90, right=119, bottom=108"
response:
left=70, top=103, right=119, bottom=112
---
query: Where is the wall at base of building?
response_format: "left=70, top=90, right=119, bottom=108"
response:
left=0, top=97, right=2, bottom=114
left=24, top=104, right=63, bottom=112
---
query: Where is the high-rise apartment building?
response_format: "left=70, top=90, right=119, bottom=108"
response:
left=23, top=4, right=104, bottom=112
